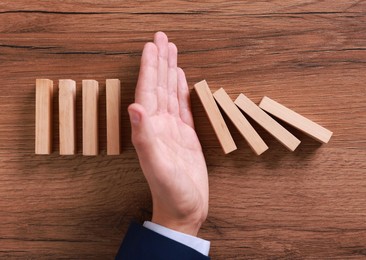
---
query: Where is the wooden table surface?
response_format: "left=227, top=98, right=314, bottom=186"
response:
left=0, top=1, right=365, bottom=259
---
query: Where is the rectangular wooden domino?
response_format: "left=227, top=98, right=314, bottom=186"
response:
left=194, top=80, right=237, bottom=154
left=259, top=96, right=333, bottom=143
left=235, top=94, right=301, bottom=151
left=106, top=79, right=121, bottom=155
left=35, top=79, right=54, bottom=154
left=59, top=79, right=76, bottom=155
left=213, top=88, right=268, bottom=155
left=82, top=80, right=99, bottom=155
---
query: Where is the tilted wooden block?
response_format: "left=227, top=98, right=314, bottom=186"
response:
left=59, top=79, right=76, bottom=155
left=35, top=79, right=54, bottom=154
left=213, top=88, right=268, bottom=155
left=82, top=80, right=99, bottom=155
left=106, top=79, right=121, bottom=155
left=194, top=80, right=237, bottom=154
left=235, top=93, right=301, bottom=151
left=259, top=96, right=333, bottom=143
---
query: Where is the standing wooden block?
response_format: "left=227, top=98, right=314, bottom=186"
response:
left=213, top=88, right=268, bottom=155
left=235, top=94, right=301, bottom=151
left=194, top=80, right=237, bottom=154
left=259, top=96, right=333, bottom=143
left=35, top=79, right=53, bottom=154
left=106, top=79, right=121, bottom=155
left=59, top=80, right=76, bottom=155
left=82, top=80, right=99, bottom=155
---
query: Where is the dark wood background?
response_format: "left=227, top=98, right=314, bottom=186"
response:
left=0, top=1, right=365, bottom=259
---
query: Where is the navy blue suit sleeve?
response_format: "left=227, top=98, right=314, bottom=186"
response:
left=115, top=222, right=210, bottom=260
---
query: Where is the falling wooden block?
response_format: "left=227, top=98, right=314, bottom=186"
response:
left=235, top=93, right=301, bottom=151
left=35, top=79, right=54, bottom=154
left=259, top=96, right=333, bottom=143
left=59, top=79, right=76, bottom=155
left=106, top=79, right=121, bottom=155
left=213, top=88, right=268, bottom=155
left=82, top=80, right=99, bottom=155
left=194, top=80, right=237, bottom=154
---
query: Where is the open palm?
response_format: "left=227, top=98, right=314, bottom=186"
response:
left=128, top=32, right=208, bottom=236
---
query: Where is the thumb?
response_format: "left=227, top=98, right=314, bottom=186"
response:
left=128, top=103, right=155, bottom=151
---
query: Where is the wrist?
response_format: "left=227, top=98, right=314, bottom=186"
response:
left=151, top=214, right=205, bottom=236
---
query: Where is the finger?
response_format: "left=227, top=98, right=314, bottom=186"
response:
left=128, top=103, right=156, bottom=153
left=154, top=31, right=169, bottom=113
left=167, top=42, right=179, bottom=116
left=177, top=67, right=195, bottom=129
left=128, top=103, right=162, bottom=185
left=135, top=42, right=158, bottom=115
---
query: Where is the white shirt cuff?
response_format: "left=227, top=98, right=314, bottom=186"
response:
left=143, top=221, right=210, bottom=256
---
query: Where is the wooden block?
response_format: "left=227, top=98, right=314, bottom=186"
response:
left=194, top=80, right=237, bottom=154
left=259, top=96, right=333, bottom=143
left=35, top=79, right=54, bottom=154
left=59, top=79, right=76, bottom=155
left=106, top=79, right=121, bottom=155
left=213, top=88, right=268, bottom=155
left=82, top=80, right=99, bottom=155
left=235, top=93, right=301, bottom=151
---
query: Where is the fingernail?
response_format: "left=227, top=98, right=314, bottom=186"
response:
left=129, top=109, right=141, bottom=125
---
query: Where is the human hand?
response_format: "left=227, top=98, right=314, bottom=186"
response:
left=128, top=32, right=209, bottom=236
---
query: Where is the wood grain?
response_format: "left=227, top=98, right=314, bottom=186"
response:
left=0, top=0, right=365, bottom=259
